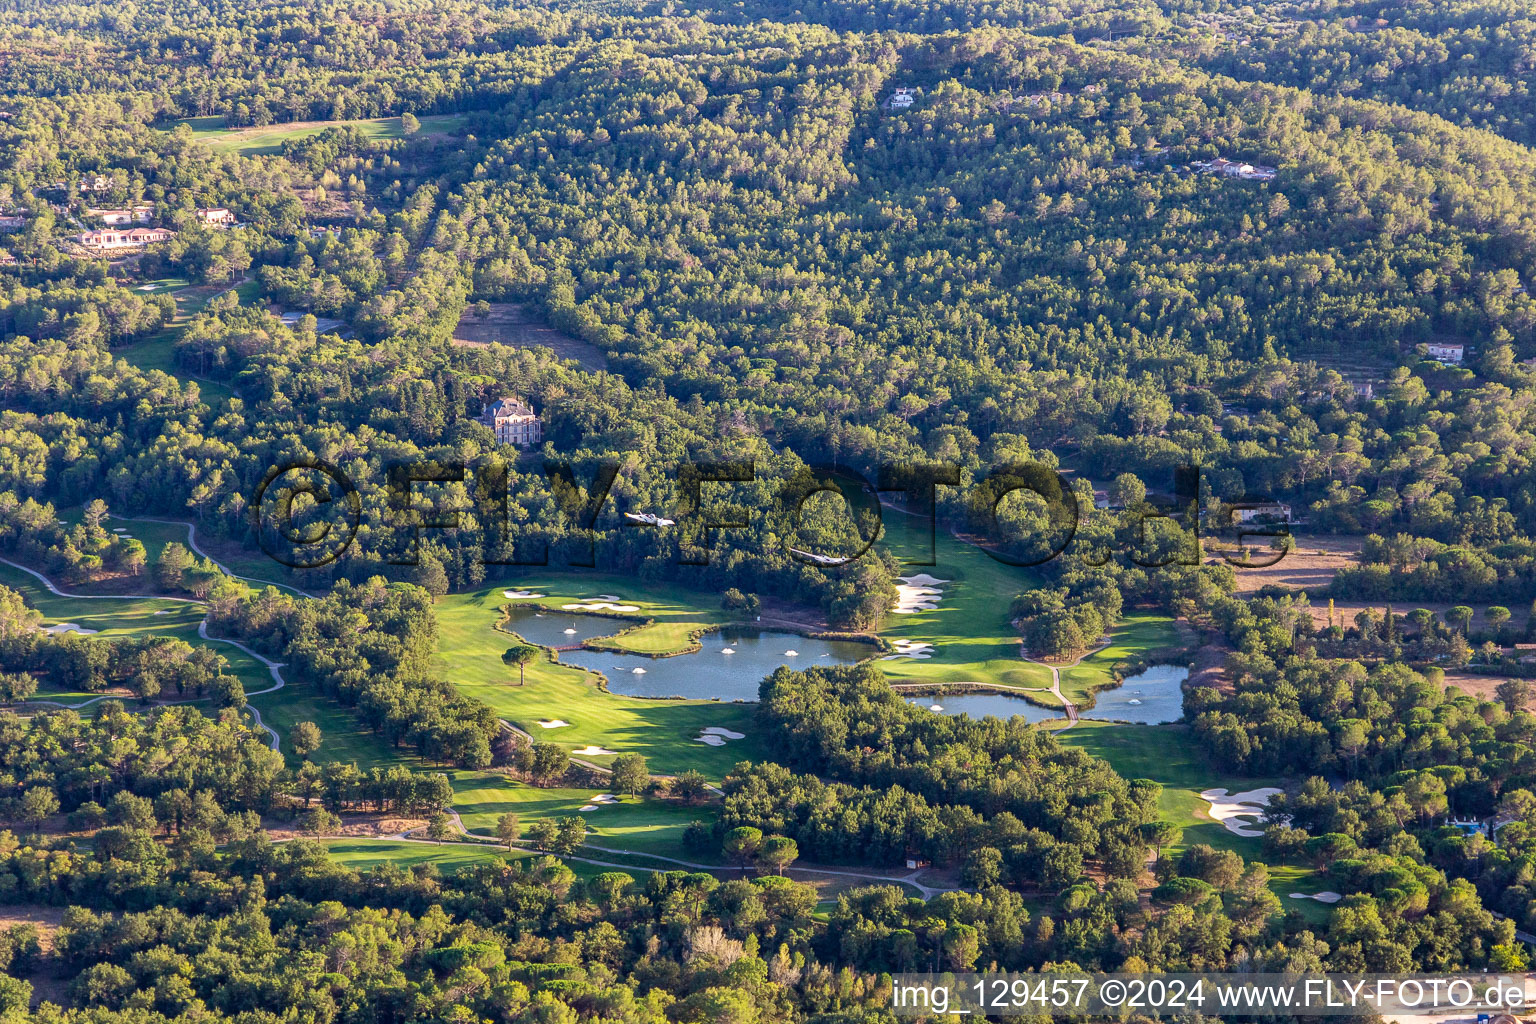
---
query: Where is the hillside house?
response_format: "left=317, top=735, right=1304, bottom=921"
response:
left=1426, top=341, right=1465, bottom=364
left=0, top=214, right=25, bottom=232
left=883, top=87, right=921, bottom=110
left=1234, top=502, right=1291, bottom=523
left=87, top=205, right=154, bottom=225
left=77, top=227, right=175, bottom=250
left=1194, top=157, right=1276, bottom=181
left=196, top=207, right=236, bottom=227
left=480, top=397, right=543, bottom=447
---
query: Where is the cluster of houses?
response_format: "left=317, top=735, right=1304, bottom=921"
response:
left=1192, top=157, right=1277, bottom=181
left=72, top=206, right=236, bottom=251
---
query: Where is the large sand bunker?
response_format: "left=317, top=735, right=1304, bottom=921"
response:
left=893, top=574, right=950, bottom=614
left=1200, top=787, right=1284, bottom=837
left=693, top=726, right=746, bottom=746
left=884, top=639, right=935, bottom=660
left=42, top=623, right=99, bottom=635
left=563, top=601, right=640, bottom=612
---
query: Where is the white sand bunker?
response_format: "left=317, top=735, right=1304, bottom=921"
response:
left=694, top=726, right=746, bottom=746
left=1290, top=891, right=1342, bottom=904
left=572, top=745, right=616, bottom=756
left=42, top=623, right=98, bottom=635
left=579, top=793, right=619, bottom=810
left=537, top=719, right=571, bottom=729
left=503, top=590, right=544, bottom=599
left=884, top=639, right=935, bottom=660
left=1200, top=787, right=1284, bottom=837
left=893, top=574, right=951, bottom=614
left=599, top=594, right=621, bottom=601
left=563, top=601, right=640, bottom=612
left=153, top=610, right=172, bottom=615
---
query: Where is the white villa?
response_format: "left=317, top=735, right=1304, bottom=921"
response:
left=1426, top=341, right=1465, bottom=364
left=87, top=205, right=155, bottom=225
left=196, top=207, right=236, bottom=227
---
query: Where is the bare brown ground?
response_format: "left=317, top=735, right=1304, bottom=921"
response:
left=1223, top=535, right=1363, bottom=597
left=1441, top=672, right=1535, bottom=709
left=450, top=302, right=608, bottom=370
left=264, top=814, right=426, bottom=841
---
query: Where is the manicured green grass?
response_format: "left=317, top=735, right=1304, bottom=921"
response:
left=1059, top=613, right=1183, bottom=705
left=450, top=771, right=718, bottom=859
left=875, top=529, right=1054, bottom=691
left=172, top=114, right=466, bottom=156
left=433, top=586, right=763, bottom=779
left=324, top=838, right=531, bottom=871
left=0, top=562, right=198, bottom=635
left=1058, top=722, right=1325, bottom=921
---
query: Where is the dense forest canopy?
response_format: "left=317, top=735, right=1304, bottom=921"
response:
left=3, top=0, right=1536, bottom=1020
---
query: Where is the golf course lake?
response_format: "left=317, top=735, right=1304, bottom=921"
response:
left=906, top=694, right=1063, bottom=723
left=1083, top=664, right=1188, bottom=724
left=504, top=607, right=633, bottom=647
left=531, top=621, right=874, bottom=700
left=908, top=663, right=1190, bottom=725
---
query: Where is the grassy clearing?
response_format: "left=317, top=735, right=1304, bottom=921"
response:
left=173, top=114, right=466, bottom=157
left=1057, top=722, right=1326, bottom=923
left=433, top=585, right=763, bottom=779
left=450, top=771, right=717, bottom=859
left=116, top=278, right=260, bottom=405
left=1058, top=613, right=1184, bottom=705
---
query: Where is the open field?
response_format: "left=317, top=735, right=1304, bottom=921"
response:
left=1058, top=722, right=1327, bottom=923
left=172, top=114, right=466, bottom=157
left=1223, top=535, right=1361, bottom=598
left=433, top=584, right=765, bottom=779
left=875, top=527, right=1055, bottom=693
left=451, top=302, right=608, bottom=370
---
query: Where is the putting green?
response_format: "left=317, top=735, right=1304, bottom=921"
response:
left=434, top=585, right=765, bottom=779
left=1058, top=613, right=1183, bottom=705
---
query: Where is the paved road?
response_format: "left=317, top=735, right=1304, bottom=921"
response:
left=395, top=812, right=953, bottom=897
left=0, top=556, right=287, bottom=750
left=110, top=515, right=316, bottom=597
left=1021, top=640, right=1112, bottom=727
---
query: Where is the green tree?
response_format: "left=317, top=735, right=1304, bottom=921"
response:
left=291, top=721, right=322, bottom=760
left=723, top=826, right=763, bottom=872
left=757, top=836, right=799, bottom=876
left=496, top=812, right=520, bottom=851
left=609, top=753, right=648, bottom=796
left=502, top=644, right=540, bottom=685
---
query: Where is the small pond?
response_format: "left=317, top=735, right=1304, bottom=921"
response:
left=503, top=606, right=632, bottom=648
left=1082, top=664, right=1188, bottom=724
left=562, top=626, right=874, bottom=700
left=906, top=694, right=1064, bottom=724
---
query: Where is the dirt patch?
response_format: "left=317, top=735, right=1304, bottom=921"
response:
left=1188, top=637, right=1235, bottom=694
left=1306, top=600, right=1530, bottom=634
left=1443, top=672, right=1536, bottom=708
left=451, top=302, right=608, bottom=371
left=1223, top=536, right=1362, bottom=598
left=0, top=905, right=65, bottom=952
left=264, top=813, right=425, bottom=841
